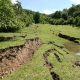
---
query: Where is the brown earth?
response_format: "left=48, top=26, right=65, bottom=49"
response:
left=0, top=37, right=41, bottom=77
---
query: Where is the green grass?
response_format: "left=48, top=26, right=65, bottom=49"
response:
left=1, top=44, right=52, bottom=80
left=50, top=25, right=80, bottom=38
left=0, top=33, right=27, bottom=49
left=48, top=49, right=80, bottom=80
left=0, top=37, right=25, bottom=49
left=0, top=24, right=80, bottom=80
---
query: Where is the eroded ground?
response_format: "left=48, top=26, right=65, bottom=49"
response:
left=0, top=24, right=80, bottom=80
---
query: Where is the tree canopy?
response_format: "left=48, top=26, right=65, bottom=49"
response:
left=0, top=0, right=80, bottom=32
left=49, top=4, right=80, bottom=27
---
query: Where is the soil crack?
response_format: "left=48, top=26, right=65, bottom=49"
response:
left=58, top=33, right=80, bottom=44
left=43, top=49, right=60, bottom=80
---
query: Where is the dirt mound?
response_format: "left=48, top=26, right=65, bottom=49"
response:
left=0, top=37, right=41, bottom=78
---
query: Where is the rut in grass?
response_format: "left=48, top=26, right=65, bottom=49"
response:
left=58, top=33, right=80, bottom=44
left=43, top=49, right=60, bottom=80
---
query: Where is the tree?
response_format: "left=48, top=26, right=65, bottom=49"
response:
left=0, top=0, right=19, bottom=32
left=50, top=11, right=62, bottom=19
left=67, top=17, right=74, bottom=25
left=34, top=12, right=40, bottom=24
left=73, top=11, right=80, bottom=17
left=74, top=16, right=80, bottom=26
left=62, top=12, right=68, bottom=20
left=14, top=1, right=22, bottom=14
left=68, top=4, right=76, bottom=16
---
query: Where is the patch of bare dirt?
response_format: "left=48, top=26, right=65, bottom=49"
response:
left=0, top=37, right=41, bottom=78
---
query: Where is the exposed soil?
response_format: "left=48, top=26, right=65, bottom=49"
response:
left=0, top=37, right=41, bottom=78
left=43, top=49, right=60, bottom=80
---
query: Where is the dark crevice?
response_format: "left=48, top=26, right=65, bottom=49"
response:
left=58, top=33, right=80, bottom=44
left=43, top=49, right=60, bottom=80
left=75, top=61, right=80, bottom=67
left=48, top=41, right=64, bottom=49
left=50, top=72, right=60, bottom=80
left=54, top=53, right=62, bottom=62
left=48, top=41, right=69, bottom=54
left=63, top=49, right=69, bottom=54
left=54, top=49, right=63, bottom=56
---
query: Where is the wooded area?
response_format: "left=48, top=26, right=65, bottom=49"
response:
left=0, top=0, right=80, bottom=32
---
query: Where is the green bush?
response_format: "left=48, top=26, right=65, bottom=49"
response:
left=0, top=0, right=20, bottom=32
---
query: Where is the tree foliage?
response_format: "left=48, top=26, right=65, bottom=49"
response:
left=49, top=4, right=80, bottom=27
left=0, top=0, right=80, bottom=32
left=0, top=0, right=20, bottom=32
left=0, top=0, right=34, bottom=32
left=34, top=12, right=40, bottom=24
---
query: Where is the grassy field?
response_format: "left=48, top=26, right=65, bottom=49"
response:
left=0, top=24, right=80, bottom=80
